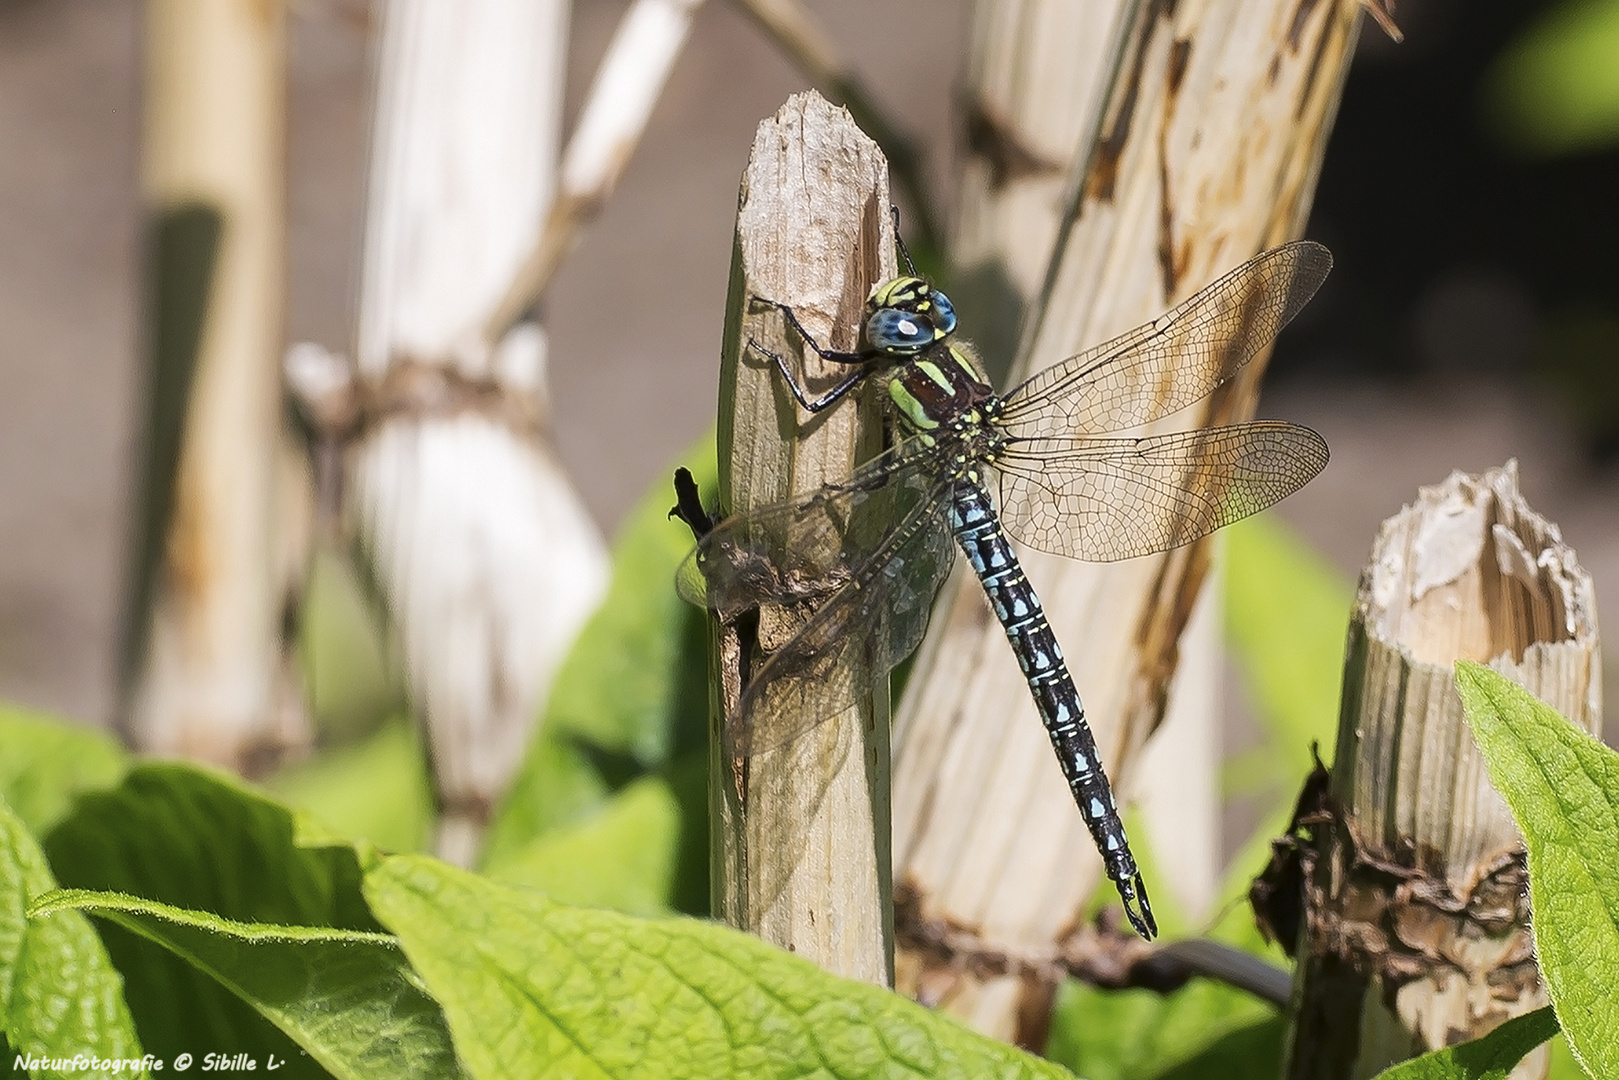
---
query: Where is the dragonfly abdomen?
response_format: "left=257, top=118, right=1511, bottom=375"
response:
left=947, top=479, right=1157, bottom=939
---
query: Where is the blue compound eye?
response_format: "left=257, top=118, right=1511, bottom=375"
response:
left=867, top=308, right=934, bottom=354
left=929, top=289, right=957, bottom=335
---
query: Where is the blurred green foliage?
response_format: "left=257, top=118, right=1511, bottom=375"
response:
left=477, top=436, right=716, bottom=915
left=1222, top=513, right=1353, bottom=802
left=268, top=436, right=718, bottom=917
left=295, top=549, right=404, bottom=746
left=264, top=719, right=433, bottom=855
left=0, top=704, right=127, bottom=838
left=1484, top=0, right=1619, bottom=154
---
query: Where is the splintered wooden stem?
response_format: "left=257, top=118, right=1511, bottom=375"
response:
left=711, top=91, right=895, bottom=985
left=1286, top=461, right=1600, bottom=1080
left=891, top=0, right=1361, bottom=1046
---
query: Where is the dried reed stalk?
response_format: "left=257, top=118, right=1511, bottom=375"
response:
left=345, top=0, right=608, bottom=866
left=893, top=0, right=1363, bottom=1045
left=126, top=0, right=308, bottom=771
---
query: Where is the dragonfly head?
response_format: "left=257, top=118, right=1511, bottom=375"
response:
left=864, top=276, right=958, bottom=356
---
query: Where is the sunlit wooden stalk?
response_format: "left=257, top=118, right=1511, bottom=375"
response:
left=125, top=0, right=307, bottom=771
left=892, top=0, right=1362, bottom=1046
left=948, top=0, right=1131, bottom=382
left=709, top=91, right=894, bottom=985
left=1284, top=462, right=1599, bottom=1080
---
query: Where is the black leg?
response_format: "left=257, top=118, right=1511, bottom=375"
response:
left=753, top=298, right=871, bottom=365
left=747, top=294, right=878, bottom=414
left=746, top=338, right=870, bottom=413
left=891, top=204, right=918, bottom=277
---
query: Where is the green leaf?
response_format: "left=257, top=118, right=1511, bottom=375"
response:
left=1367, top=1005, right=1559, bottom=1080
left=1150, top=1016, right=1286, bottom=1080
left=540, top=436, right=717, bottom=765
left=0, top=797, right=142, bottom=1078
left=28, top=890, right=459, bottom=1080
left=1045, top=986, right=1160, bottom=1080
left=1454, top=662, right=1619, bottom=1079
left=483, top=775, right=680, bottom=914
left=483, top=439, right=716, bottom=871
left=265, top=718, right=432, bottom=854
left=44, top=763, right=377, bottom=929
left=1046, top=980, right=1275, bottom=1080
left=297, top=549, right=405, bottom=744
left=0, top=703, right=127, bottom=838
left=365, top=854, right=1074, bottom=1080
left=1223, top=515, right=1351, bottom=793
left=43, top=763, right=381, bottom=1073
left=1482, top=0, right=1619, bottom=155
left=477, top=730, right=611, bottom=872
left=1550, top=1031, right=1590, bottom=1079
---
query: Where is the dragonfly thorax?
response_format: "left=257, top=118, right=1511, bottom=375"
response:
left=864, top=276, right=958, bottom=356
left=887, top=342, right=999, bottom=441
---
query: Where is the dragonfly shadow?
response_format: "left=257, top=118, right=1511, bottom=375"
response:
left=739, top=691, right=867, bottom=922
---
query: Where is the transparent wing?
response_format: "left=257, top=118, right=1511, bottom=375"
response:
left=726, top=477, right=956, bottom=757
left=1000, top=241, right=1331, bottom=437
left=995, top=422, right=1328, bottom=561
left=675, top=437, right=941, bottom=619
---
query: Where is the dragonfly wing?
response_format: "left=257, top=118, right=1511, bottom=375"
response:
left=726, top=478, right=956, bottom=757
left=999, top=241, right=1331, bottom=438
left=995, top=422, right=1328, bottom=561
left=674, top=437, right=940, bottom=617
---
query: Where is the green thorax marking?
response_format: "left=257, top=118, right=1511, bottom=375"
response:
left=887, top=342, right=996, bottom=433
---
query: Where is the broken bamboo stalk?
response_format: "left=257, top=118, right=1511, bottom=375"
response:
left=345, top=0, right=608, bottom=866
left=952, top=1, right=1223, bottom=925
left=125, top=0, right=307, bottom=771
left=1283, top=462, right=1601, bottom=1080
left=484, top=0, right=708, bottom=346
left=708, top=91, right=895, bottom=985
left=892, top=0, right=1363, bottom=1046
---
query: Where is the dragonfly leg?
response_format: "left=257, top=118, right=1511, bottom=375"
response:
left=890, top=203, right=919, bottom=277
left=746, top=336, right=871, bottom=414
left=752, top=298, right=872, bottom=365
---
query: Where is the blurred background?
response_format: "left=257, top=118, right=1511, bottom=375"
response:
left=3, top=0, right=1618, bottom=760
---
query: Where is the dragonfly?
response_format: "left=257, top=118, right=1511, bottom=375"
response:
left=676, top=240, right=1332, bottom=940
